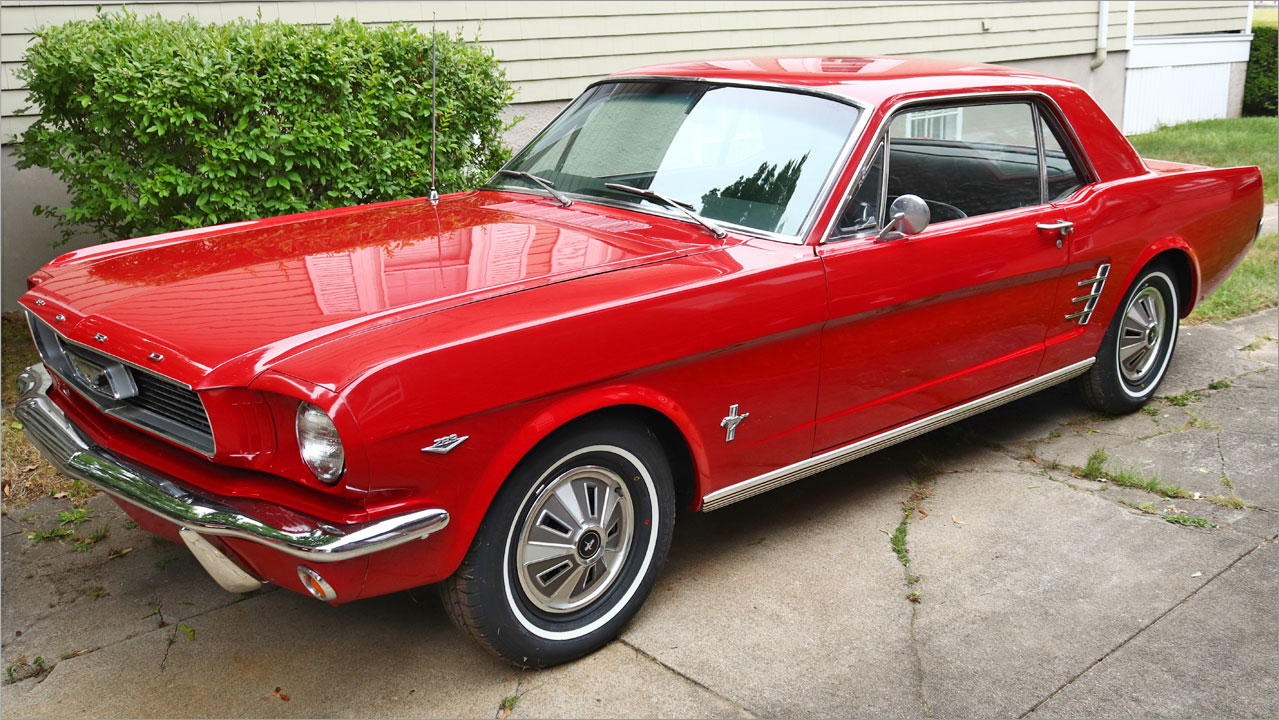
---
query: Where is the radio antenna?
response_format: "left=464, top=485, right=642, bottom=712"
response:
left=429, top=12, right=439, bottom=204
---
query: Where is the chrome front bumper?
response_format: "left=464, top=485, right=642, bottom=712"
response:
left=15, top=364, right=449, bottom=590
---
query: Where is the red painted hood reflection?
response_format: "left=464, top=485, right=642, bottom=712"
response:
left=26, top=191, right=707, bottom=388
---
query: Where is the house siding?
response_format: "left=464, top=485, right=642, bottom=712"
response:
left=0, top=0, right=1252, bottom=139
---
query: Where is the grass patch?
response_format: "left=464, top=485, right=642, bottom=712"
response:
left=1128, top=117, right=1277, bottom=325
left=1074, top=448, right=1193, bottom=498
left=1188, top=234, right=1278, bottom=325
left=2, top=312, right=75, bottom=509
left=1164, top=513, right=1216, bottom=528
left=1128, top=116, right=1277, bottom=203
left=1256, top=7, right=1278, bottom=27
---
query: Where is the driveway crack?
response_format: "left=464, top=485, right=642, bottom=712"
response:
left=616, top=639, right=758, bottom=718
left=1018, top=538, right=1274, bottom=718
left=890, top=464, right=936, bottom=717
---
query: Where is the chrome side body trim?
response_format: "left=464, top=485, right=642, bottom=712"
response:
left=701, top=358, right=1096, bottom=511
left=15, top=364, right=450, bottom=562
left=1067, top=263, right=1111, bottom=325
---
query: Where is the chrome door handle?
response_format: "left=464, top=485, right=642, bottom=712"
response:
left=1036, top=220, right=1074, bottom=248
left=1036, top=220, right=1074, bottom=234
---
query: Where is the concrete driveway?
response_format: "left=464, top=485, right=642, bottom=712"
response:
left=3, top=309, right=1276, bottom=719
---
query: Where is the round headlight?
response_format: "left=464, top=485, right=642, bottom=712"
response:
left=296, top=402, right=345, bottom=483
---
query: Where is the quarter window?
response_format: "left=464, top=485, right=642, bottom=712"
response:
left=1041, top=116, right=1085, bottom=201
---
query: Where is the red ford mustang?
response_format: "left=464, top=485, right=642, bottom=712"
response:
left=16, top=57, right=1263, bottom=666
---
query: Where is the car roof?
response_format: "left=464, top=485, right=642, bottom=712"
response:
left=609, top=56, right=1076, bottom=107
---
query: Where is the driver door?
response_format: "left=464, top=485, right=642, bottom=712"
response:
left=813, top=100, right=1072, bottom=451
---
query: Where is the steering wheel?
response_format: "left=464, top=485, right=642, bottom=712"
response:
left=925, top=199, right=967, bottom=222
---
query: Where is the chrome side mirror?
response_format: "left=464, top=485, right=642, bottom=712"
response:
left=875, top=194, right=931, bottom=242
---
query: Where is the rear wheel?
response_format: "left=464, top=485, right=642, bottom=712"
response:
left=1074, top=262, right=1180, bottom=414
left=440, top=421, right=675, bottom=667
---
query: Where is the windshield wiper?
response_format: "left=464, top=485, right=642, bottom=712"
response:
left=603, top=183, right=727, bottom=239
left=498, top=169, right=572, bottom=207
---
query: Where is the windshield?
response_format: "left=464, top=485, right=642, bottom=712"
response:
left=492, top=81, right=861, bottom=238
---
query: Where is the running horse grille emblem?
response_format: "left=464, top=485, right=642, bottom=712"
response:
left=721, top=404, right=750, bottom=442
left=1066, top=263, right=1111, bottom=325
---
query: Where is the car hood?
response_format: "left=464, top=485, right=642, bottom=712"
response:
left=22, top=191, right=712, bottom=389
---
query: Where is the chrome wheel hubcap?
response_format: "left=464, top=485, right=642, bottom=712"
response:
left=516, top=465, right=634, bottom=613
left=1118, top=285, right=1167, bottom=383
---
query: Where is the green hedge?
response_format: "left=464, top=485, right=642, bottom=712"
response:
left=14, top=12, right=516, bottom=244
left=1244, top=23, right=1277, bottom=117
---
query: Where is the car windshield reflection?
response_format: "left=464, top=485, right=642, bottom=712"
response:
left=491, top=80, right=861, bottom=238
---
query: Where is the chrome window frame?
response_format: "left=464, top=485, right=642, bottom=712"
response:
left=486, top=75, right=873, bottom=245
left=821, top=90, right=1099, bottom=244
left=26, top=312, right=216, bottom=457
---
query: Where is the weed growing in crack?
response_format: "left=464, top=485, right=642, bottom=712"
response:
left=1208, top=379, right=1232, bottom=390
left=1206, top=494, right=1247, bottom=509
left=907, top=591, right=921, bottom=604
left=1119, top=498, right=1159, bottom=515
left=1240, top=334, right=1274, bottom=352
left=1164, top=513, right=1216, bottom=528
left=57, top=507, right=92, bottom=527
left=891, top=511, right=912, bottom=566
left=1221, top=475, right=1234, bottom=489
left=28, top=527, right=72, bottom=543
left=1164, top=389, right=1208, bottom=407
left=1140, top=406, right=1161, bottom=417
left=1074, top=449, right=1192, bottom=498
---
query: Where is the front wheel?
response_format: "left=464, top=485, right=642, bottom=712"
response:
left=1074, top=262, right=1180, bottom=414
left=440, top=421, right=675, bottom=667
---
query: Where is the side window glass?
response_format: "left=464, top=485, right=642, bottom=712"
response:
left=834, top=142, right=884, bottom=237
left=1041, top=116, right=1085, bottom=201
left=886, top=103, right=1040, bottom=221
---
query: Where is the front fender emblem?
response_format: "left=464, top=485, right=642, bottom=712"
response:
left=721, top=404, right=750, bottom=442
left=423, top=434, right=468, bottom=454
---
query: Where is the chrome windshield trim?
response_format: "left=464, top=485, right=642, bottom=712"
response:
left=15, top=364, right=450, bottom=562
left=701, top=358, right=1096, bottom=511
left=488, top=75, right=873, bottom=245
left=819, top=90, right=1100, bottom=244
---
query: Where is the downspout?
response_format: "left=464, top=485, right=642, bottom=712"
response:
left=1090, top=0, right=1110, bottom=70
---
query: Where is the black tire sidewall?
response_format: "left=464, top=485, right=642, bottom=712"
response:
left=463, top=423, right=674, bottom=666
left=1097, top=264, right=1180, bottom=408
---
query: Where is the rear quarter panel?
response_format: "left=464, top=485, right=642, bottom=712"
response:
left=1041, top=164, right=1263, bottom=373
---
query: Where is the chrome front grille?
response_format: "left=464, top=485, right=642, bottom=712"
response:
left=26, top=312, right=215, bottom=456
left=129, top=371, right=213, bottom=436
